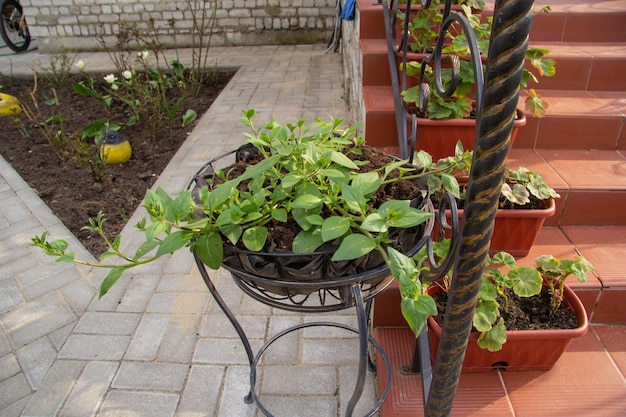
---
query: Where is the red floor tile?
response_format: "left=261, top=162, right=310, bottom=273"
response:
left=593, top=288, right=626, bottom=324
left=593, top=325, right=626, bottom=378
left=374, top=327, right=515, bottom=417
left=561, top=226, right=626, bottom=286
left=502, top=331, right=626, bottom=417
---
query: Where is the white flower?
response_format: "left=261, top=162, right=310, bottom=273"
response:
left=103, top=74, right=117, bottom=84
left=138, top=50, right=149, bottom=62
left=111, top=84, right=119, bottom=91
left=75, top=60, right=85, bottom=70
left=122, top=70, right=133, bottom=80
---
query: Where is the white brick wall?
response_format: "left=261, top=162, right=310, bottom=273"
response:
left=22, top=0, right=339, bottom=52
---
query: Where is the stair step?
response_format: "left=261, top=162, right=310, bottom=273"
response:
left=516, top=90, right=625, bottom=149
left=362, top=40, right=626, bottom=93
left=364, top=87, right=625, bottom=151
left=527, top=42, right=626, bottom=92
left=527, top=0, right=626, bottom=43
left=360, top=39, right=391, bottom=86
left=362, top=86, right=397, bottom=148
left=506, top=149, right=626, bottom=227
left=517, top=225, right=626, bottom=324
left=355, top=0, right=386, bottom=39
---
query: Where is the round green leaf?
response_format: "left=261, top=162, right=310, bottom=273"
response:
left=242, top=227, right=267, bottom=252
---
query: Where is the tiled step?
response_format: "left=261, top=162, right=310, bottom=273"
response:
left=357, top=0, right=626, bottom=43
left=526, top=42, right=626, bottom=92
left=363, top=86, right=626, bottom=151
left=362, top=40, right=626, bottom=92
left=515, top=90, right=625, bottom=149
left=371, top=225, right=626, bottom=326
left=360, top=39, right=390, bottom=86
left=506, top=149, right=626, bottom=227
left=517, top=225, right=626, bottom=324
left=526, top=0, right=626, bottom=43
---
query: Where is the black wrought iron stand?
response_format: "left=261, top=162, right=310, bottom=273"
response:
left=192, top=252, right=395, bottom=417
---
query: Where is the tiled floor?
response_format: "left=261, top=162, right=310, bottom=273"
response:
left=375, top=323, right=626, bottom=417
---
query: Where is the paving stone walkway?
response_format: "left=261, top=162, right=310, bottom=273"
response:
left=1, top=44, right=380, bottom=417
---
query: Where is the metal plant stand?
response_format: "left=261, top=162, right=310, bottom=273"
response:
left=193, top=253, right=393, bottom=417
left=186, top=147, right=435, bottom=417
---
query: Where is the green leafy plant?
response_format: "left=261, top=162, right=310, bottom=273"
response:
left=400, top=3, right=555, bottom=119
left=422, top=142, right=560, bottom=208
left=31, top=110, right=474, bottom=336
left=72, top=56, right=197, bottom=141
left=420, top=241, right=594, bottom=351
left=501, top=166, right=560, bottom=207
left=535, top=255, right=595, bottom=311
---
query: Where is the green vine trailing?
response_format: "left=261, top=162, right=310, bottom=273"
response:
left=31, top=110, right=474, bottom=336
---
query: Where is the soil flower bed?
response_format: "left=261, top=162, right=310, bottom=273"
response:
left=0, top=71, right=234, bottom=256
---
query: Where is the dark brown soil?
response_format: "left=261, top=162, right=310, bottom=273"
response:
left=0, top=71, right=234, bottom=257
left=433, top=288, right=579, bottom=331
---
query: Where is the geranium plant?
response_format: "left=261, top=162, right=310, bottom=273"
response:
left=399, top=3, right=555, bottom=119
left=421, top=240, right=594, bottom=351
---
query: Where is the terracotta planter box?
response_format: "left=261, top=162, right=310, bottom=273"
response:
left=436, top=197, right=556, bottom=257
left=427, top=284, right=589, bottom=372
left=408, top=108, right=527, bottom=161
left=486, top=196, right=556, bottom=256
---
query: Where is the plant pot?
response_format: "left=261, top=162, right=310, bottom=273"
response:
left=435, top=197, right=556, bottom=257
left=190, top=144, right=433, bottom=305
left=426, top=283, right=589, bottom=372
left=409, top=108, right=526, bottom=161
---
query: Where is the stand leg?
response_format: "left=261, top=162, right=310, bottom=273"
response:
left=345, top=284, right=368, bottom=417
left=193, top=251, right=256, bottom=404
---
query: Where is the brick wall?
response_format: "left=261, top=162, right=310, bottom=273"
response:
left=22, top=0, right=339, bottom=52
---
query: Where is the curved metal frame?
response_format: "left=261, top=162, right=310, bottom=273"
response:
left=193, top=252, right=392, bottom=417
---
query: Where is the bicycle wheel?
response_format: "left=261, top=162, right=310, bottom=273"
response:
left=1, top=0, right=31, bottom=52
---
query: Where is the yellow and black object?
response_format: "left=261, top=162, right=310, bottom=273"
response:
left=99, top=130, right=132, bottom=165
left=0, top=93, right=21, bottom=117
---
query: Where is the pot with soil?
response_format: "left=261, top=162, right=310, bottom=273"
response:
left=424, top=248, right=595, bottom=372
left=422, top=146, right=560, bottom=256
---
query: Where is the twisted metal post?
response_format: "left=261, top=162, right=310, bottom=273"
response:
left=424, top=1, right=534, bottom=416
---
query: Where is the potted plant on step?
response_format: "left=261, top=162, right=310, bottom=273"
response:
left=422, top=243, right=594, bottom=371
left=397, top=2, right=555, bottom=160
left=416, top=143, right=560, bottom=256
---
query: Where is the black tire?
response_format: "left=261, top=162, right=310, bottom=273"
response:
left=1, top=0, right=30, bottom=53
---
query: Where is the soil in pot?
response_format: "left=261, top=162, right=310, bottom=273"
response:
left=432, top=288, right=579, bottom=331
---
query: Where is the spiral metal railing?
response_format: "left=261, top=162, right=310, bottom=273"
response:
left=382, top=0, right=534, bottom=415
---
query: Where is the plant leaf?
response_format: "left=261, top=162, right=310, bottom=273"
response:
left=242, top=226, right=267, bottom=251
left=477, top=318, right=507, bottom=352
left=401, top=294, right=437, bottom=337
left=331, top=233, right=376, bottom=261
left=293, top=228, right=324, bottom=253
left=99, top=267, right=127, bottom=298
left=473, top=299, right=499, bottom=332
left=271, top=208, right=288, bottom=222
left=321, top=216, right=351, bottom=242
left=182, top=109, right=197, bottom=127
left=194, top=232, right=223, bottom=269
left=156, top=231, right=191, bottom=257
left=510, top=266, right=543, bottom=297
